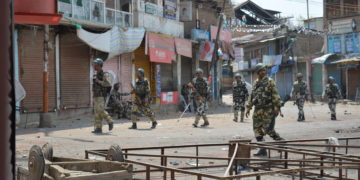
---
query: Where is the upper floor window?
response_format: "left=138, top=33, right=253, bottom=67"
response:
left=105, top=0, right=132, bottom=26
left=145, top=0, right=157, bottom=4
left=344, top=0, right=358, bottom=16
left=326, top=0, right=341, bottom=18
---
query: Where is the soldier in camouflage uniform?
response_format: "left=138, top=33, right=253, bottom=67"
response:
left=291, top=73, right=308, bottom=121
left=232, top=73, right=249, bottom=122
left=246, top=63, right=284, bottom=156
left=129, top=68, right=157, bottom=129
left=92, top=58, right=114, bottom=134
left=322, top=76, right=342, bottom=120
left=188, top=68, right=210, bottom=128
left=108, top=83, right=130, bottom=119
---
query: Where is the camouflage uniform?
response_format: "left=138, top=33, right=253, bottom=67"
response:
left=131, top=78, right=156, bottom=124
left=191, top=77, right=210, bottom=127
left=323, top=81, right=342, bottom=120
left=247, top=76, right=283, bottom=141
left=93, top=70, right=113, bottom=131
left=291, top=79, right=308, bottom=121
left=108, top=89, right=130, bottom=118
left=232, top=80, right=249, bottom=122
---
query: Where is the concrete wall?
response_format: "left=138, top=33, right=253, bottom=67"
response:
left=133, top=0, right=184, bottom=37
left=182, top=2, right=218, bottom=39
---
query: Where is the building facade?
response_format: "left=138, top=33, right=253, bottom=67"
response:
left=323, top=0, right=360, bottom=100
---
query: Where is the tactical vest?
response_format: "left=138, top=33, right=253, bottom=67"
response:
left=326, top=84, right=339, bottom=98
left=252, top=77, right=273, bottom=107
left=294, top=81, right=307, bottom=95
left=135, top=79, right=149, bottom=99
left=233, top=81, right=247, bottom=98
left=193, top=78, right=208, bottom=97
left=93, top=71, right=108, bottom=97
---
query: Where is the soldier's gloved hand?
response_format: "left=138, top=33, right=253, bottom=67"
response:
left=273, top=108, right=279, bottom=116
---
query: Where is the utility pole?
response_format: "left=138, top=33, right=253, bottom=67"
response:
left=306, top=0, right=315, bottom=102
left=39, top=25, right=52, bottom=128
left=209, top=0, right=227, bottom=104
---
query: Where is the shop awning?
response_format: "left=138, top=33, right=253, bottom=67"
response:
left=332, top=57, right=360, bottom=65
left=147, top=32, right=175, bottom=64
left=175, top=38, right=192, bottom=58
left=311, top=54, right=343, bottom=64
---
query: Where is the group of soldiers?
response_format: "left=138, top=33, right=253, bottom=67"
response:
left=91, top=58, right=343, bottom=156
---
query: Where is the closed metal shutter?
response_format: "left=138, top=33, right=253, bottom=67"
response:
left=103, top=56, right=119, bottom=83
left=19, top=28, right=56, bottom=112
left=119, top=53, right=133, bottom=98
left=348, top=67, right=360, bottom=100
left=160, top=63, right=175, bottom=91
left=60, top=32, right=90, bottom=108
left=103, top=53, right=132, bottom=100
left=181, top=57, right=192, bottom=85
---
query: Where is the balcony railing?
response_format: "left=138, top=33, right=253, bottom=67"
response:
left=58, top=0, right=133, bottom=27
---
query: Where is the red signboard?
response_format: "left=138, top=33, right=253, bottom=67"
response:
left=147, top=32, right=175, bottom=64
left=160, top=92, right=179, bottom=104
left=175, top=38, right=192, bottom=58
left=210, top=26, right=232, bottom=43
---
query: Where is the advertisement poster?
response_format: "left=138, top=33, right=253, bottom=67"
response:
left=164, top=0, right=177, bottom=20
left=156, top=64, right=161, bottom=97
left=160, top=92, right=179, bottom=104
left=147, top=32, right=175, bottom=64
left=179, top=1, right=192, bottom=21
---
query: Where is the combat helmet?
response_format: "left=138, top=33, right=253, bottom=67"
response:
left=137, top=68, right=145, bottom=75
left=297, top=73, right=303, bottom=78
left=195, top=68, right=203, bottom=74
left=254, top=63, right=266, bottom=73
left=93, top=58, right=104, bottom=66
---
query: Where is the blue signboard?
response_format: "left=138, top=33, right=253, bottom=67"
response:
left=191, top=29, right=210, bottom=41
left=328, top=35, right=342, bottom=54
left=345, top=33, right=359, bottom=53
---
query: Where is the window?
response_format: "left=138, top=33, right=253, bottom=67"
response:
left=344, top=0, right=358, bottom=16
left=326, top=0, right=341, bottom=17
left=105, top=0, right=132, bottom=26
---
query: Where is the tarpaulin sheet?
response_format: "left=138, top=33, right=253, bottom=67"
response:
left=77, top=27, right=111, bottom=52
left=109, top=26, right=145, bottom=59
left=175, top=38, right=192, bottom=58
left=147, top=32, right=175, bottom=64
left=77, top=26, right=145, bottom=59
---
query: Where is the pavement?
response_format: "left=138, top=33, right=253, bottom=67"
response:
left=16, top=95, right=360, bottom=176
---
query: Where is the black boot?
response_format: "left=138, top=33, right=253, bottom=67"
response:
left=129, top=123, right=137, bottom=129
left=302, top=115, right=305, bottom=121
left=151, top=121, right=158, bottom=129
left=201, top=122, right=209, bottom=127
left=108, top=123, right=114, bottom=131
left=92, top=128, right=102, bottom=134
left=297, top=114, right=304, bottom=122
left=332, top=114, right=337, bottom=120
left=253, top=148, right=267, bottom=157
